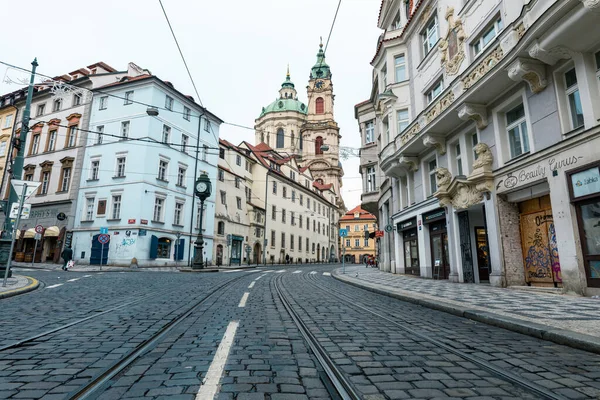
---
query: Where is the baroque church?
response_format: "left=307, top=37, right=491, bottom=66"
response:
left=254, top=41, right=345, bottom=210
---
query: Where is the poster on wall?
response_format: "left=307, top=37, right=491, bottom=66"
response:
left=571, top=167, right=600, bottom=199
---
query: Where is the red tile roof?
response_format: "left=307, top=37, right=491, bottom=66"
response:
left=96, top=74, right=153, bottom=89
left=340, top=205, right=377, bottom=221
left=313, top=182, right=333, bottom=191
left=87, top=62, right=117, bottom=73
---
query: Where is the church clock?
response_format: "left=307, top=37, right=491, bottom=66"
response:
left=315, top=80, right=325, bottom=90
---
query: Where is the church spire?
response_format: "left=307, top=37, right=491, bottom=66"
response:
left=282, top=65, right=295, bottom=89
left=310, top=38, right=331, bottom=80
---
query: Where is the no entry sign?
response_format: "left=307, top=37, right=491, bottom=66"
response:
left=98, top=234, right=110, bottom=244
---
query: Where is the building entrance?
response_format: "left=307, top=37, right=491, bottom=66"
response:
left=403, top=229, right=420, bottom=276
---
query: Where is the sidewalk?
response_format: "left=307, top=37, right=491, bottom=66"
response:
left=333, top=265, right=600, bottom=355
left=10, top=261, right=181, bottom=273
left=0, top=275, right=39, bottom=299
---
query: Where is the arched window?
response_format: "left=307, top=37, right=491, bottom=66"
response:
left=317, top=178, right=324, bottom=185
left=276, top=128, right=284, bottom=148
left=315, top=136, right=324, bottom=155
left=299, top=133, right=303, bottom=150
left=315, top=97, right=324, bottom=114
left=260, top=132, right=264, bottom=143
left=157, top=237, right=171, bottom=258
left=217, top=221, right=225, bottom=235
left=291, top=132, right=295, bottom=147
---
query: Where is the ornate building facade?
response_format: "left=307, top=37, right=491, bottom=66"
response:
left=255, top=42, right=345, bottom=211
left=356, top=0, right=600, bottom=295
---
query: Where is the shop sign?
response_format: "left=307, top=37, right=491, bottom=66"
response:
left=139, top=229, right=147, bottom=236
left=64, top=232, right=73, bottom=248
left=140, top=219, right=148, bottom=225
left=29, top=208, right=60, bottom=219
left=397, top=218, right=417, bottom=232
left=375, top=230, right=384, bottom=238
left=128, top=219, right=136, bottom=224
left=423, top=209, right=445, bottom=223
left=571, top=167, right=600, bottom=199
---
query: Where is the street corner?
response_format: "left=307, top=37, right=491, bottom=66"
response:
left=0, top=275, right=39, bottom=299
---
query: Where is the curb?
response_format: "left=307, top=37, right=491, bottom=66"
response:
left=333, top=270, right=600, bottom=355
left=0, top=276, right=40, bottom=300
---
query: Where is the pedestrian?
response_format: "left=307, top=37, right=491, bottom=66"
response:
left=61, top=245, right=73, bottom=271
left=285, top=254, right=290, bottom=264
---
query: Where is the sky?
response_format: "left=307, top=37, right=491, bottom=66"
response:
left=0, top=0, right=381, bottom=210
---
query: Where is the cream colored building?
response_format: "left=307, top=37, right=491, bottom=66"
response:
left=213, top=139, right=339, bottom=265
left=340, top=206, right=378, bottom=264
left=0, top=93, right=19, bottom=203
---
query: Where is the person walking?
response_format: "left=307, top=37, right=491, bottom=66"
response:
left=61, top=245, right=73, bottom=271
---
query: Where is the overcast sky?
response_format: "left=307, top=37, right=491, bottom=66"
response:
left=0, top=0, right=381, bottom=210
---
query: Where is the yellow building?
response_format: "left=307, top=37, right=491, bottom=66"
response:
left=339, top=205, right=377, bottom=264
left=0, top=96, right=18, bottom=200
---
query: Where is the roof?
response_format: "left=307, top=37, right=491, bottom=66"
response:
left=310, top=40, right=331, bottom=79
left=87, top=62, right=118, bottom=73
left=340, top=205, right=377, bottom=221
left=258, top=98, right=308, bottom=118
left=313, top=182, right=333, bottom=191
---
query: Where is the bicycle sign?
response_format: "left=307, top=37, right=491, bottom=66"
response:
left=98, top=234, right=110, bottom=244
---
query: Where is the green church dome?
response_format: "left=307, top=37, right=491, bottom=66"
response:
left=259, top=98, right=308, bottom=118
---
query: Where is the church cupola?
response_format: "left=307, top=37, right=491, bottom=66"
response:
left=310, top=38, right=331, bottom=80
left=279, top=65, right=297, bottom=100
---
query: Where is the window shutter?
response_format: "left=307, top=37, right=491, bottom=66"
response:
left=149, top=235, right=158, bottom=259
left=176, top=238, right=185, bottom=260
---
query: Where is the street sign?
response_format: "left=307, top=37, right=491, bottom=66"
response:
left=10, top=180, right=41, bottom=199
left=34, top=232, right=41, bottom=241
left=9, top=203, right=31, bottom=219
left=98, top=234, right=110, bottom=244
left=56, top=212, right=67, bottom=221
left=385, top=224, right=393, bottom=232
left=139, top=229, right=147, bottom=237
left=35, top=225, right=43, bottom=234
left=100, top=227, right=108, bottom=234
left=339, top=229, right=348, bottom=237
left=375, top=230, right=384, bottom=238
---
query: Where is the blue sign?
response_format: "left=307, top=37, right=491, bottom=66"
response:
left=98, top=234, right=110, bottom=244
left=139, top=229, right=147, bottom=237
left=339, top=229, right=348, bottom=237
left=100, top=227, right=108, bottom=234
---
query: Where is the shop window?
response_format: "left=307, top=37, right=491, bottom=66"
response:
left=150, top=236, right=171, bottom=259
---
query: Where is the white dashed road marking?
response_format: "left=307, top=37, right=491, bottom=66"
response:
left=276, top=270, right=285, bottom=273
left=255, top=275, right=266, bottom=281
left=323, top=272, right=331, bottom=276
left=46, top=284, right=63, bottom=289
left=67, top=278, right=79, bottom=282
left=238, top=292, right=250, bottom=308
left=293, top=270, right=302, bottom=274
left=248, top=282, right=255, bottom=289
left=196, top=321, right=239, bottom=400
left=83, top=275, right=92, bottom=278
left=224, top=269, right=242, bottom=273
left=310, top=271, right=317, bottom=274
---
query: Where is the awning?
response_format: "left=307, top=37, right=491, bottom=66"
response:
left=44, top=226, right=60, bottom=237
left=23, top=228, right=36, bottom=239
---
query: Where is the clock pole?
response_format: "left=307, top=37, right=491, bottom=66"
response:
left=193, top=173, right=212, bottom=269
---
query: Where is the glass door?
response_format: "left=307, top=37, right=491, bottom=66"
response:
left=578, top=199, right=600, bottom=287
left=404, top=234, right=420, bottom=276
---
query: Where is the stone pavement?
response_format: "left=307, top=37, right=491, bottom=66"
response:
left=0, top=274, right=39, bottom=299
left=334, top=265, right=600, bottom=354
left=10, top=261, right=181, bottom=273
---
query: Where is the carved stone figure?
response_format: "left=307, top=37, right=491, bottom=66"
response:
left=435, top=167, right=452, bottom=189
left=472, top=143, right=493, bottom=170
left=439, top=7, right=466, bottom=75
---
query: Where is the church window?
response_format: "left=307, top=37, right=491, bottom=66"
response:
left=315, top=97, right=324, bottom=114
left=276, top=128, right=284, bottom=148
left=315, top=136, right=324, bottom=155
left=291, top=132, right=295, bottom=147
left=299, top=134, right=303, bottom=150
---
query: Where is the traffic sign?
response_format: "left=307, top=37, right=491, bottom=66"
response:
left=385, top=224, right=393, bottom=232
left=98, top=234, right=110, bottom=244
left=34, top=232, right=42, bottom=241
left=339, top=229, right=348, bottom=237
left=35, top=224, right=44, bottom=234
left=375, top=230, right=384, bottom=238
left=100, top=227, right=108, bottom=234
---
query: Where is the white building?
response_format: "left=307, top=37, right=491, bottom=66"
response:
left=213, top=139, right=339, bottom=265
left=72, top=63, right=221, bottom=266
left=357, top=0, right=600, bottom=295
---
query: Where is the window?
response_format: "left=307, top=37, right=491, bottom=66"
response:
left=218, top=169, right=224, bottom=181
left=367, top=166, right=376, bottom=192
left=272, top=205, right=276, bottom=220
left=162, top=125, right=171, bottom=144
left=177, top=167, right=186, bottom=186
left=428, top=158, right=438, bottom=195
left=85, top=197, right=94, bottom=221
left=292, top=190, right=296, bottom=202
left=307, top=217, right=310, bottom=231
left=41, top=171, right=50, bottom=194
left=289, top=171, right=295, bottom=180
left=315, top=136, right=324, bottom=155
left=97, top=200, right=107, bottom=216
left=205, top=119, right=211, bottom=132
left=174, top=202, right=184, bottom=225
left=90, top=160, right=100, bottom=180
left=472, top=133, right=479, bottom=161
left=236, top=154, right=241, bottom=166
left=395, top=54, right=406, bottom=82
left=355, top=239, right=360, bottom=247
left=397, top=109, right=409, bottom=133
left=246, top=188, right=252, bottom=202
left=426, top=79, right=444, bottom=104
left=421, top=14, right=439, bottom=56
left=391, top=10, right=402, bottom=30
left=181, top=135, right=189, bottom=153
left=60, top=168, right=71, bottom=192
left=312, top=243, right=315, bottom=253
left=346, top=239, right=350, bottom=247
left=220, top=191, right=226, bottom=205
left=0, top=141, right=5, bottom=156
left=405, top=0, right=411, bottom=20
left=124, top=91, right=134, bottom=105
left=564, top=68, right=584, bottom=130
left=383, top=117, right=390, bottom=144
left=472, top=17, right=503, bottom=56
left=202, top=145, right=208, bottom=161
left=111, top=195, right=121, bottom=219
left=99, top=96, right=108, bottom=110
left=157, top=160, right=168, bottom=181
left=455, top=142, right=463, bottom=176
left=2, top=114, right=12, bottom=129
left=365, top=121, right=374, bottom=144
left=153, top=197, right=164, bottom=222
left=271, top=230, right=276, bottom=248
left=276, top=128, right=284, bottom=148
left=355, top=225, right=359, bottom=232
left=25, top=173, right=33, bottom=181
left=382, top=64, right=388, bottom=88
left=121, top=121, right=129, bottom=140
left=281, top=232, right=286, bottom=248
left=307, top=198, right=310, bottom=209
left=596, top=51, right=600, bottom=92
left=31, top=134, right=40, bottom=155
left=315, top=97, right=324, bottom=114
left=290, top=234, right=294, bottom=250
left=96, top=126, right=103, bottom=145
left=217, top=221, right=225, bottom=235
left=281, top=209, right=286, bottom=223
left=165, top=95, right=174, bottom=110
left=299, top=215, right=303, bottom=228
left=299, top=194, right=303, bottom=206
left=36, top=104, right=45, bottom=117
left=299, top=236, right=302, bottom=251
left=273, top=181, right=277, bottom=195
left=306, top=238, right=310, bottom=252
left=183, top=106, right=191, bottom=120
left=219, top=148, right=225, bottom=159
left=506, top=103, right=529, bottom=158
left=246, top=159, right=251, bottom=172
left=282, top=187, right=287, bottom=198
left=291, top=211, right=295, bottom=226
left=364, top=239, right=369, bottom=246
left=116, top=157, right=126, bottom=177
left=235, top=177, right=240, bottom=189
left=67, top=125, right=78, bottom=147
left=364, top=224, right=368, bottom=231
left=236, top=197, right=242, bottom=210
left=47, top=130, right=57, bottom=151
left=53, top=98, right=62, bottom=112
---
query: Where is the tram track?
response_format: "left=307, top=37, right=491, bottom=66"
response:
left=295, top=272, right=569, bottom=400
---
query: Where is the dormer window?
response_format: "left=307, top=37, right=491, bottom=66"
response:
left=354, top=212, right=360, bottom=219
left=391, top=11, right=401, bottom=30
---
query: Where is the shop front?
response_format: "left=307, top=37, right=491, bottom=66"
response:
left=230, top=235, right=243, bottom=266
left=397, top=217, right=419, bottom=276
left=423, top=209, right=449, bottom=280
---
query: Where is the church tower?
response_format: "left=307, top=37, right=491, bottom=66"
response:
left=302, top=40, right=344, bottom=205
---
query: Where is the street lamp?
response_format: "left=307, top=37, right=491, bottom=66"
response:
left=193, top=173, right=211, bottom=269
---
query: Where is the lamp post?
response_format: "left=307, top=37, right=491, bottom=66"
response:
left=193, top=173, right=211, bottom=269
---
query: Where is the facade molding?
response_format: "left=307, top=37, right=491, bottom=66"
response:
left=422, top=134, right=447, bottom=155
left=457, top=103, right=488, bottom=129
left=506, top=57, right=548, bottom=94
